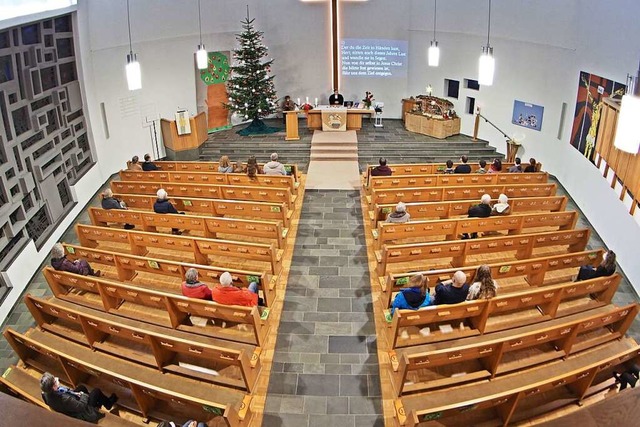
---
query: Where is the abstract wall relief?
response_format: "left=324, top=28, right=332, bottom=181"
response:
left=0, top=13, right=96, bottom=268
left=570, top=71, right=625, bottom=162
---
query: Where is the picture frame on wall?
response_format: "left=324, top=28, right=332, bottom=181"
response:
left=512, top=100, right=544, bottom=131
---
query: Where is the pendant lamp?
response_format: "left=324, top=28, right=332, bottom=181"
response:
left=125, top=0, right=141, bottom=90
left=478, top=0, right=494, bottom=86
left=196, top=0, right=208, bottom=69
left=428, top=0, right=439, bottom=67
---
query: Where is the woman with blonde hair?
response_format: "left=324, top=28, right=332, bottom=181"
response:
left=466, top=265, right=498, bottom=300
left=391, top=274, right=430, bottom=313
left=218, top=155, right=235, bottom=173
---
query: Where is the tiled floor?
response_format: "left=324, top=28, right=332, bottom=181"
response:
left=262, top=190, right=383, bottom=427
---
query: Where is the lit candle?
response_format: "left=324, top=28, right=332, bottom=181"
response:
left=306, top=97, right=309, bottom=104
left=315, top=97, right=318, bottom=106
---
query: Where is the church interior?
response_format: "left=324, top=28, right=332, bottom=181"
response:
left=1, top=1, right=640, bottom=426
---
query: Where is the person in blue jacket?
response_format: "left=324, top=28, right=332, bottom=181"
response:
left=391, top=274, right=430, bottom=314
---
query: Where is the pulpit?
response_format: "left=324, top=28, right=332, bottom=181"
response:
left=160, top=112, right=208, bottom=160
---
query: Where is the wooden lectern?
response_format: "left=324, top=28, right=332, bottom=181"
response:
left=160, top=112, right=208, bottom=160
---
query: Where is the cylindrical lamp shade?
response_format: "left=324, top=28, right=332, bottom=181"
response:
left=196, top=45, right=208, bottom=70
left=614, top=94, right=640, bottom=154
left=428, top=41, right=439, bottom=67
left=478, top=47, right=494, bottom=86
left=126, top=53, right=142, bottom=91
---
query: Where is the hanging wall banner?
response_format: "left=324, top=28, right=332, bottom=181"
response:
left=175, top=110, right=191, bottom=135
left=195, top=51, right=231, bottom=133
left=512, top=100, right=544, bottom=131
left=570, top=71, right=625, bottom=162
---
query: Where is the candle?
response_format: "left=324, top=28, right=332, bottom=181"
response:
left=306, top=97, right=309, bottom=104
left=297, top=98, right=300, bottom=106
left=315, top=97, right=318, bottom=106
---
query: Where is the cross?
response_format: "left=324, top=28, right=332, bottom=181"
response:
left=302, top=0, right=366, bottom=91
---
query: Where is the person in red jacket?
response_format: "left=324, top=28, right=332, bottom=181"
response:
left=181, top=268, right=212, bottom=300
left=211, top=271, right=259, bottom=307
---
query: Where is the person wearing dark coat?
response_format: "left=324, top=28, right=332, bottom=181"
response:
left=453, top=155, right=472, bottom=173
left=142, top=153, right=160, bottom=171
left=433, top=271, right=470, bottom=305
left=463, top=194, right=492, bottom=238
left=371, top=157, right=392, bottom=176
left=101, top=188, right=134, bottom=229
left=576, top=250, right=616, bottom=281
left=153, top=188, right=183, bottom=234
left=40, top=372, right=117, bottom=423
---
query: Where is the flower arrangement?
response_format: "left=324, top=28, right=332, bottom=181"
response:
left=300, top=103, right=314, bottom=112
left=363, top=91, right=374, bottom=109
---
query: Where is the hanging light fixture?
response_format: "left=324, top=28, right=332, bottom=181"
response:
left=196, top=0, right=208, bottom=69
left=125, top=0, right=141, bottom=90
left=428, top=0, right=439, bottom=67
left=478, top=0, right=494, bottom=86
left=614, top=62, right=640, bottom=154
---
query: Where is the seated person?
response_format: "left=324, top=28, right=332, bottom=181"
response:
left=371, top=157, right=392, bottom=176
left=211, top=271, right=259, bottom=307
left=386, top=202, right=410, bottom=223
left=454, top=155, right=472, bottom=173
left=329, top=89, right=344, bottom=106
left=576, top=249, right=616, bottom=281
left=218, top=155, right=235, bottom=173
left=101, top=188, right=134, bottom=229
left=524, top=157, right=537, bottom=172
left=40, top=372, right=117, bottom=423
left=154, top=189, right=184, bottom=235
left=476, top=159, right=487, bottom=174
left=51, top=243, right=100, bottom=277
left=264, top=152, right=286, bottom=175
left=128, top=155, right=142, bottom=171
left=614, top=365, right=640, bottom=390
left=142, top=153, right=160, bottom=171
left=433, top=271, right=469, bottom=305
left=443, top=159, right=455, bottom=174
left=488, top=158, right=502, bottom=173
left=244, top=155, right=262, bottom=178
left=508, top=157, right=523, bottom=173
left=491, top=193, right=510, bottom=215
left=181, top=268, right=212, bottom=300
left=466, top=265, right=498, bottom=300
left=463, top=194, right=492, bottom=238
left=391, top=274, right=430, bottom=313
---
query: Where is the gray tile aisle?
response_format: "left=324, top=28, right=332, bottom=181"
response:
left=262, top=189, right=383, bottom=427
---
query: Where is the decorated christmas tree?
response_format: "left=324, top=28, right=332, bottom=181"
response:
left=225, top=13, right=278, bottom=135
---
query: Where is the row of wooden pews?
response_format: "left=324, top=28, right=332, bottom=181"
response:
left=1, top=159, right=304, bottom=426
left=361, top=161, right=640, bottom=426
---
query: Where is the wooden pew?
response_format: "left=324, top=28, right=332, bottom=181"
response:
left=369, top=182, right=557, bottom=206
left=77, top=223, right=284, bottom=275
left=58, top=243, right=276, bottom=308
left=131, top=160, right=301, bottom=183
left=88, top=207, right=288, bottom=249
left=367, top=172, right=548, bottom=193
left=371, top=195, right=568, bottom=227
left=119, top=170, right=298, bottom=195
left=111, top=181, right=295, bottom=209
left=363, top=161, right=543, bottom=187
left=382, top=248, right=606, bottom=308
left=0, top=365, right=140, bottom=426
left=4, top=328, right=253, bottom=427
left=373, top=210, right=578, bottom=249
left=42, top=267, right=269, bottom=347
left=112, top=193, right=291, bottom=227
left=376, top=228, right=590, bottom=276
left=394, top=338, right=639, bottom=427
left=25, top=294, right=260, bottom=392
left=389, top=303, right=639, bottom=396
left=386, top=273, right=619, bottom=349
